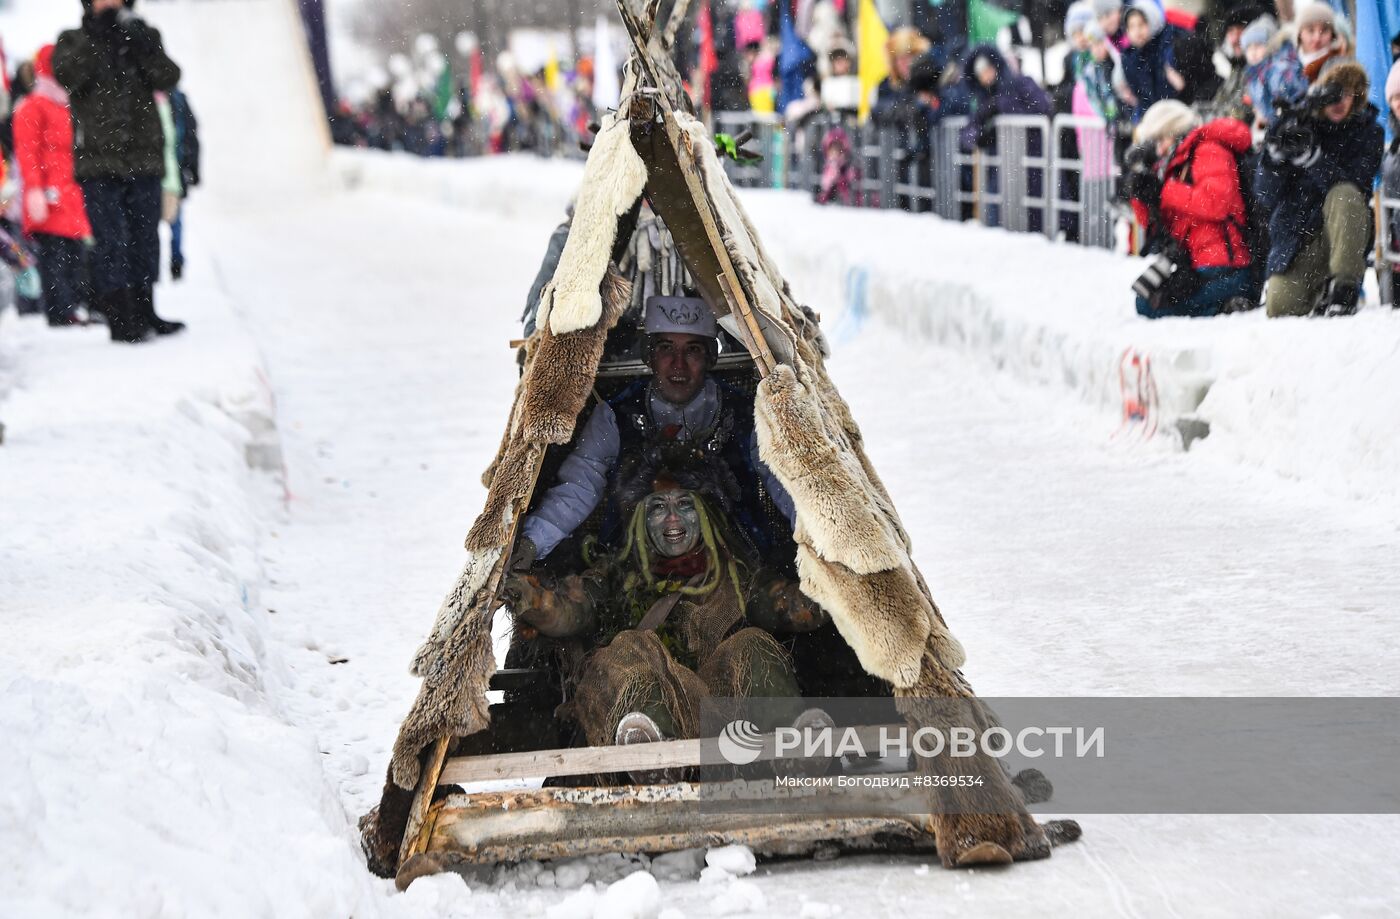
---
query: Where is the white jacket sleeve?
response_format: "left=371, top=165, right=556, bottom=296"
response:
left=520, top=401, right=621, bottom=559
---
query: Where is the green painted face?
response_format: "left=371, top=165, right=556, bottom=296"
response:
left=644, top=489, right=702, bottom=558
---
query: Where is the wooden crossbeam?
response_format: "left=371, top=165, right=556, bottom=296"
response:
left=438, top=725, right=898, bottom=785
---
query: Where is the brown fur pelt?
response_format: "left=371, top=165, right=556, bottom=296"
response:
left=465, top=267, right=630, bottom=554
left=520, top=269, right=631, bottom=444
left=387, top=266, right=632, bottom=791
left=896, top=650, right=1051, bottom=867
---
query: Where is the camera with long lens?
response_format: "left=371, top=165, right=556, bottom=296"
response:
left=1123, top=140, right=1158, bottom=175
left=1268, top=80, right=1346, bottom=163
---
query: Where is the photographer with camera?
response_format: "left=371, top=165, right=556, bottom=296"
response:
left=1125, top=100, right=1255, bottom=319
left=1255, top=63, right=1382, bottom=318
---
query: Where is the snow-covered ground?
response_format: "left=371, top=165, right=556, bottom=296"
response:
left=3, top=1, right=1400, bottom=916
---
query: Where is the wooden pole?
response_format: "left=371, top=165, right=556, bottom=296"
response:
left=618, top=0, right=778, bottom=377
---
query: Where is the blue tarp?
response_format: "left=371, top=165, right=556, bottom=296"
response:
left=1356, top=0, right=1400, bottom=135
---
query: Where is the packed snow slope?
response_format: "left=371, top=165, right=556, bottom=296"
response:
left=0, top=0, right=329, bottom=190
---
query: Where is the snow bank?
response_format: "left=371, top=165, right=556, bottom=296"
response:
left=0, top=279, right=381, bottom=918
left=332, top=151, right=1400, bottom=513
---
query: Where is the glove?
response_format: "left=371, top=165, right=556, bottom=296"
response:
left=975, top=120, right=997, bottom=150
left=24, top=189, right=49, bottom=225
left=508, top=536, right=538, bottom=573
left=119, top=15, right=162, bottom=55
left=1123, top=170, right=1162, bottom=207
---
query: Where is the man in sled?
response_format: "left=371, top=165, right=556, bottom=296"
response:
left=505, top=459, right=827, bottom=780
left=513, top=293, right=795, bottom=570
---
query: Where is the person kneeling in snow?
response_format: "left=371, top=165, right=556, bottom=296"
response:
left=505, top=464, right=823, bottom=781
left=1255, top=63, right=1382, bottom=318
left=1125, top=100, right=1256, bottom=318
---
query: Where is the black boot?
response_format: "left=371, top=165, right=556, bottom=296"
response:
left=1315, top=278, right=1360, bottom=317
left=132, top=284, right=186, bottom=336
left=103, top=289, right=151, bottom=344
left=170, top=259, right=184, bottom=281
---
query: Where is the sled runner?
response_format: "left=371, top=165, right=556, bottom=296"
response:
left=360, top=0, right=1080, bottom=888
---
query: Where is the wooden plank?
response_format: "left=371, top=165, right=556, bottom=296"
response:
left=617, top=0, right=777, bottom=377
left=437, top=724, right=898, bottom=785
left=398, top=734, right=451, bottom=866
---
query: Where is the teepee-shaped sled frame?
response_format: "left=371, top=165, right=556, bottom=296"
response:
left=366, top=0, right=1077, bottom=889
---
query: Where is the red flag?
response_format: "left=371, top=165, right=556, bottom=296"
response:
left=469, top=47, right=483, bottom=97
left=698, top=0, right=718, bottom=108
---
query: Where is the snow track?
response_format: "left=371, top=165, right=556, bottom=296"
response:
left=206, top=166, right=1397, bottom=916
left=0, top=0, right=1397, bottom=907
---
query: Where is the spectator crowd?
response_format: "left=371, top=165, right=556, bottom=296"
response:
left=1, top=0, right=197, bottom=342
left=334, top=0, right=1397, bottom=321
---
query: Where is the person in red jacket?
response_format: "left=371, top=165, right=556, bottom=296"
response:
left=12, top=44, right=93, bottom=327
left=1124, top=99, right=1256, bottom=318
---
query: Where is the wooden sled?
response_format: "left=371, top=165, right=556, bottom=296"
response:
left=370, top=0, right=1080, bottom=889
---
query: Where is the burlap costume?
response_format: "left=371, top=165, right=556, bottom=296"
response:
left=508, top=491, right=817, bottom=746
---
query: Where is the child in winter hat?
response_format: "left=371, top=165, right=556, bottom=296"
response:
left=1123, top=0, right=1164, bottom=43
left=1240, top=14, right=1278, bottom=63
left=1092, top=0, right=1126, bottom=50
left=1065, top=1, right=1097, bottom=45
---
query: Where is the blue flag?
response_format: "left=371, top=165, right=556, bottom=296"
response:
left=777, top=1, right=815, bottom=114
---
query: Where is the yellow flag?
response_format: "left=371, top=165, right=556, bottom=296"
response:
left=545, top=43, right=561, bottom=93
left=857, top=0, right=890, bottom=122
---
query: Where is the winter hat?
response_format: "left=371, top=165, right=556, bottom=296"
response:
left=1223, top=4, right=1264, bottom=30
left=1065, top=2, right=1096, bottom=38
left=644, top=296, right=717, bottom=338
left=33, top=44, right=55, bottom=79
left=1124, top=0, right=1164, bottom=36
left=1240, top=15, right=1278, bottom=51
left=1387, top=59, right=1400, bottom=104
left=1084, top=20, right=1107, bottom=42
left=1091, top=0, right=1122, bottom=17
left=1295, top=3, right=1336, bottom=34
left=1316, top=60, right=1369, bottom=108
left=886, top=26, right=931, bottom=59
left=1135, top=98, right=1201, bottom=143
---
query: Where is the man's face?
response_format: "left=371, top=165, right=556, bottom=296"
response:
left=1125, top=13, right=1150, bottom=48
left=975, top=60, right=997, bottom=87
left=1224, top=25, right=1244, bottom=55
left=650, top=333, right=709, bottom=405
left=1324, top=93, right=1354, bottom=123
left=894, top=53, right=916, bottom=82
left=831, top=54, right=852, bottom=76
left=1299, top=22, right=1333, bottom=55
left=644, top=490, right=702, bottom=558
left=92, top=0, right=124, bottom=13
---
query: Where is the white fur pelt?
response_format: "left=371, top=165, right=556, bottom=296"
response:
left=410, top=547, right=503, bottom=679
left=547, top=114, right=648, bottom=336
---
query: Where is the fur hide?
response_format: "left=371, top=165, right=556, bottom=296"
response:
left=389, top=267, right=632, bottom=790
left=546, top=114, right=648, bottom=336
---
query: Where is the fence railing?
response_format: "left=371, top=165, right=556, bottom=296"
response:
left=712, top=110, right=1123, bottom=250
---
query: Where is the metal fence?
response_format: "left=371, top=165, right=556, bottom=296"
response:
left=712, top=110, right=1124, bottom=250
